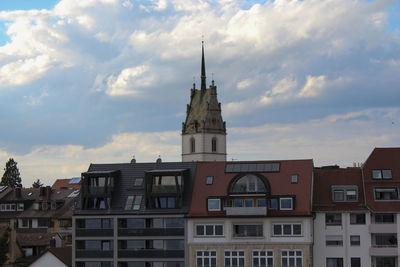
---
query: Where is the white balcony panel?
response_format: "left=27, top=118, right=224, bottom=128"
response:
left=369, top=224, right=397, bottom=233
left=225, top=207, right=267, bottom=216
left=369, top=247, right=398, bottom=256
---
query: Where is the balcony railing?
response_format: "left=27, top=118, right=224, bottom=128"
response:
left=118, top=228, right=184, bottom=237
left=369, top=223, right=397, bottom=233
left=76, top=228, right=114, bottom=237
left=75, top=250, right=113, bottom=258
left=369, top=247, right=398, bottom=257
left=151, top=185, right=178, bottom=194
left=225, top=206, right=267, bottom=216
left=118, top=249, right=184, bottom=258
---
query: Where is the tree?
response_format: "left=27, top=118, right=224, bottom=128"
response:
left=32, top=179, right=43, bottom=188
left=0, top=158, right=22, bottom=188
left=0, top=229, right=9, bottom=265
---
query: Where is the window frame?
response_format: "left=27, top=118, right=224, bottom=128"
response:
left=272, top=223, right=302, bottom=237
left=350, top=213, right=366, bottom=225
left=207, top=198, right=221, bottom=211
left=331, top=186, right=358, bottom=202
left=195, top=224, right=224, bottom=237
left=374, top=187, right=399, bottom=201
left=233, top=224, right=263, bottom=238
left=325, top=213, right=342, bottom=226
left=350, top=235, right=360, bottom=246
left=281, top=250, right=302, bottom=267
left=252, top=250, right=274, bottom=267
left=372, top=169, right=392, bottom=180
left=326, top=258, right=344, bottom=267
left=224, top=250, right=245, bottom=267
left=279, top=198, right=293, bottom=210
left=196, top=250, right=217, bottom=267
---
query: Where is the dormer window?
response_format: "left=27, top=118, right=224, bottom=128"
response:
left=231, top=175, right=266, bottom=194
left=280, top=198, right=293, bottom=210
left=332, top=186, right=358, bottom=202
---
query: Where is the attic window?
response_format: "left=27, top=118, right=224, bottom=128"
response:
left=206, top=176, right=214, bottom=185
left=372, top=170, right=392, bottom=179
left=124, top=195, right=142, bottom=210
left=291, top=174, right=298, bottom=184
left=134, top=178, right=143, bottom=187
left=17, top=203, right=24, bottom=211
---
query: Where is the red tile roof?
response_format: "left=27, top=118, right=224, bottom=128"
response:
left=52, top=179, right=81, bottom=190
left=313, top=167, right=366, bottom=211
left=188, top=159, right=314, bottom=217
left=363, top=147, right=400, bottom=212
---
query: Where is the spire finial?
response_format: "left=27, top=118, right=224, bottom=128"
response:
left=201, top=40, right=206, bottom=92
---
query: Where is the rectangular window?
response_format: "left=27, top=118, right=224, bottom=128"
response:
left=351, top=258, right=361, bottom=267
left=21, top=219, right=29, bottom=228
left=374, top=187, right=399, bottom=201
left=325, top=213, right=342, bottom=226
left=253, top=250, right=273, bottom=267
left=244, top=199, right=253, bottom=207
left=206, top=176, right=214, bottom=185
left=233, top=224, right=263, bottom=237
left=326, top=235, right=343, bottom=246
left=17, top=203, right=24, bottom=211
left=164, top=218, right=184, bottom=228
left=326, top=258, right=343, bottom=267
left=196, top=224, right=224, bottom=236
left=281, top=250, right=302, bottom=267
left=372, top=234, right=397, bottom=247
left=372, top=170, right=392, bottom=179
left=272, top=223, right=301, bottom=236
left=257, top=199, right=266, bottom=207
left=374, top=213, right=395, bottom=224
left=207, top=199, right=221, bottom=211
left=134, top=178, right=143, bottom=187
left=164, top=239, right=184, bottom=250
left=124, top=195, right=142, bottom=210
left=233, top=199, right=243, bottom=207
left=350, top=235, right=360, bottom=246
left=350, top=213, right=365, bottom=224
left=268, top=198, right=278, bottom=210
left=332, top=186, right=358, bottom=202
left=196, top=250, right=217, bottom=267
left=280, top=198, right=293, bottom=210
left=291, top=174, right=298, bottom=184
left=224, top=250, right=245, bottom=267
left=38, top=218, right=49, bottom=227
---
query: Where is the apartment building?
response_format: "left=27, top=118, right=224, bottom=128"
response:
left=0, top=185, right=78, bottom=265
left=187, top=160, right=314, bottom=267
left=72, top=161, right=197, bottom=267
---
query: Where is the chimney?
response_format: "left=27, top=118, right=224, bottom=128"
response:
left=15, top=188, right=21, bottom=198
left=46, top=186, right=51, bottom=202
left=156, top=156, right=162, bottom=164
left=40, top=187, right=46, bottom=197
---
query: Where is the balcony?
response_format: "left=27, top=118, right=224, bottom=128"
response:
left=369, top=224, right=397, bottom=233
left=75, top=250, right=113, bottom=258
left=151, top=185, right=178, bottom=194
left=369, top=247, right=398, bottom=257
left=76, top=229, right=114, bottom=237
left=118, top=228, right=184, bottom=237
left=88, top=186, right=114, bottom=196
left=225, top=206, right=267, bottom=216
left=118, top=249, right=184, bottom=258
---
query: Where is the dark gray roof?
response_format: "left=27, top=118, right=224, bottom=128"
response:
left=74, top=161, right=197, bottom=216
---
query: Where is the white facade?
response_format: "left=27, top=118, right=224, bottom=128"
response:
left=314, top=212, right=371, bottom=267
left=182, top=132, right=226, bottom=162
left=187, top=216, right=313, bottom=267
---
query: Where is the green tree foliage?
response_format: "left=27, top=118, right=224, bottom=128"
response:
left=32, top=178, right=43, bottom=188
left=0, top=158, right=22, bottom=188
left=0, top=229, right=9, bottom=265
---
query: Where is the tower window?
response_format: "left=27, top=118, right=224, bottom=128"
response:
left=190, top=138, right=195, bottom=153
left=212, top=138, right=217, bottom=152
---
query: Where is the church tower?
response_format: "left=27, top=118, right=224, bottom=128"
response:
left=182, top=43, right=227, bottom=162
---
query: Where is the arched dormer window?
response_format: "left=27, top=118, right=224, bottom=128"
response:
left=190, top=138, right=195, bottom=153
left=212, top=137, right=217, bottom=152
left=228, top=174, right=269, bottom=195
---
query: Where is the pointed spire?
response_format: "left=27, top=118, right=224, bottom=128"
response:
left=201, top=41, right=206, bottom=92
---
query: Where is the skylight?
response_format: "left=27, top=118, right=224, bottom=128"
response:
left=69, top=177, right=81, bottom=184
left=225, top=163, right=280, bottom=173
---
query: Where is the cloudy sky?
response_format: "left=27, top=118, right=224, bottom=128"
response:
left=0, top=0, right=399, bottom=187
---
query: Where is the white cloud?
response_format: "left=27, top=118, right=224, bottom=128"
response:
left=236, top=79, right=253, bottom=90
left=260, top=76, right=298, bottom=105
left=0, top=55, right=53, bottom=87
left=122, top=0, right=133, bottom=9
left=106, top=65, right=154, bottom=96
left=297, top=75, right=326, bottom=98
